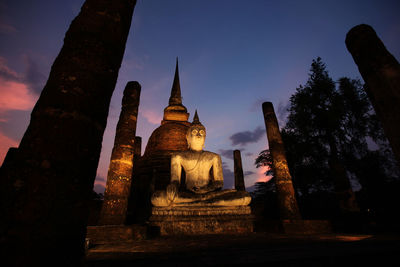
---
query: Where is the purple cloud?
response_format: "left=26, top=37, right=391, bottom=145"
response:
left=229, top=126, right=264, bottom=146
left=218, top=149, right=234, bottom=159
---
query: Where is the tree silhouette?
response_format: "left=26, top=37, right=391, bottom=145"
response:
left=256, top=57, right=399, bottom=219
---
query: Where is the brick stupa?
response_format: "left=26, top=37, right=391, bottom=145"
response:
left=128, top=60, right=191, bottom=223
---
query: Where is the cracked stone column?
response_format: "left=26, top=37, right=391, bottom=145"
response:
left=234, top=150, right=246, bottom=191
left=262, top=102, right=301, bottom=220
left=0, top=0, right=137, bottom=265
left=99, top=81, right=141, bottom=225
left=346, top=24, right=400, bottom=166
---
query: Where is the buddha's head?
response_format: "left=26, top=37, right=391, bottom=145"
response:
left=187, top=110, right=206, bottom=151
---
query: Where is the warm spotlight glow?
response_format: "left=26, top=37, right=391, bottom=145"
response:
left=317, top=235, right=373, bottom=242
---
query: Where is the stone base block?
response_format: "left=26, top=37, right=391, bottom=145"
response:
left=86, top=225, right=147, bottom=244
left=255, top=219, right=332, bottom=234
left=150, top=206, right=254, bottom=235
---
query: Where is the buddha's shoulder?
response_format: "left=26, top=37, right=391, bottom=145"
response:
left=202, top=150, right=220, bottom=158
left=172, top=150, right=220, bottom=158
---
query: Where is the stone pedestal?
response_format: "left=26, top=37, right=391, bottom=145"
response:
left=149, top=206, right=254, bottom=235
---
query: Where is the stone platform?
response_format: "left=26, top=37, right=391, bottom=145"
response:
left=85, top=233, right=400, bottom=266
left=149, top=206, right=254, bottom=235
left=86, top=225, right=147, bottom=245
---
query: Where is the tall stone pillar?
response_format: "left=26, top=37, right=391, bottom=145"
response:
left=0, top=0, right=137, bottom=265
left=346, top=24, right=400, bottom=165
left=262, top=102, right=301, bottom=220
left=99, top=81, right=141, bottom=225
left=233, top=150, right=246, bottom=191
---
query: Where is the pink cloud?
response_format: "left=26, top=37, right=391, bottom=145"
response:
left=0, top=78, right=37, bottom=112
left=141, top=109, right=162, bottom=125
left=0, top=57, right=38, bottom=116
left=0, top=130, right=18, bottom=165
left=256, top=166, right=272, bottom=183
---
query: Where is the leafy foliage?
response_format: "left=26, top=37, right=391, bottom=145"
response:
left=255, top=57, right=399, bottom=217
left=254, top=149, right=273, bottom=176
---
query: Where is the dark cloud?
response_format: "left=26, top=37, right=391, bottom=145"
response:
left=245, top=152, right=253, bottom=157
left=230, top=126, right=264, bottom=146
left=23, top=56, right=46, bottom=94
left=222, top=161, right=234, bottom=189
left=218, top=149, right=234, bottom=160
left=0, top=55, right=46, bottom=95
left=244, top=171, right=255, bottom=176
left=219, top=148, right=248, bottom=160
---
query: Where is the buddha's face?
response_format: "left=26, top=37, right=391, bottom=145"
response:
left=187, top=126, right=206, bottom=151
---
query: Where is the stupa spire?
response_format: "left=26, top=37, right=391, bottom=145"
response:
left=169, top=58, right=182, bottom=106
left=162, top=58, right=189, bottom=124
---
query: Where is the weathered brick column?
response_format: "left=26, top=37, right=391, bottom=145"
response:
left=262, top=102, right=301, bottom=219
left=346, top=24, right=400, bottom=165
left=99, top=81, right=141, bottom=225
left=233, top=150, right=246, bottom=191
left=0, top=0, right=137, bottom=265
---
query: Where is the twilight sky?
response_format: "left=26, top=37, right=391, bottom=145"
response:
left=1, top=0, right=399, bottom=193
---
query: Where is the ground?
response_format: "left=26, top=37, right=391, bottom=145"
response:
left=85, top=233, right=400, bottom=266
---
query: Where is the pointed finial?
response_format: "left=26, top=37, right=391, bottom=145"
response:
left=168, top=58, right=182, bottom=105
left=192, top=109, right=202, bottom=125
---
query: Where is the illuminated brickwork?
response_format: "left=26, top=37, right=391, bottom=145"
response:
left=99, top=81, right=141, bottom=225
left=262, top=102, right=301, bottom=220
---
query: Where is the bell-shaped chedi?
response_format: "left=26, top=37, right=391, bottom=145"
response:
left=129, top=60, right=191, bottom=222
left=144, top=59, right=191, bottom=156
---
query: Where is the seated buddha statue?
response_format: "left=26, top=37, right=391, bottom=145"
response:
left=151, top=111, right=251, bottom=207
